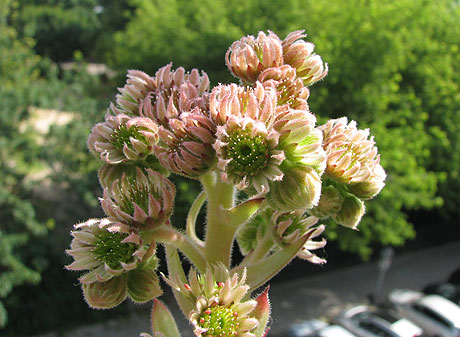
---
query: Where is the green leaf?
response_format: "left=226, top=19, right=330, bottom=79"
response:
left=151, top=299, right=181, bottom=337
left=245, top=230, right=312, bottom=289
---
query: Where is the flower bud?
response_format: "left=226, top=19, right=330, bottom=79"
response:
left=282, top=30, right=328, bottom=86
left=332, top=192, right=365, bottom=229
left=101, top=168, right=175, bottom=229
left=320, top=117, right=382, bottom=185
left=210, top=83, right=277, bottom=126
left=349, top=163, right=386, bottom=200
left=127, top=265, right=163, bottom=303
left=154, top=109, right=216, bottom=178
left=271, top=210, right=327, bottom=264
left=274, top=109, right=326, bottom=174
left=309, top=184, right=343, bottom=219
left=139, top=63, right=209, bottom=127
left=98, top=163, right=169, bottom=190
left=82, top=276, right=128, bottom=309
left=66, top=218, right=147, bottom=284
left=115, top=70, right=157, bottom=116
left=267, top=165, right=322, bottom=212
left=88, top=114, right=159, bottom=164
left=226, top=31, right=283, bottom=85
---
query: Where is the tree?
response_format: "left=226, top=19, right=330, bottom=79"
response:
left=0, top=0, right=48, bottom=327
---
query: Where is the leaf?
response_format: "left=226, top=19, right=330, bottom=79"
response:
left=245, top=230, right=312, bottom=289
left=151, top=299, right=181, bottom=337
left=251, top=286, right=271, bottom=337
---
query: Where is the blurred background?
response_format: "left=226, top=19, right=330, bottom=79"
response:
left=1, top=0, right=459, bottom=335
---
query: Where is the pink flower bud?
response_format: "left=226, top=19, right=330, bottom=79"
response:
left=88, top=114, right=159, bottom=164
left=100, top=168, right=175, bottom=229
left=282, top=30, right=328, bottom=86
left=226, top=31, right=284, bottom=85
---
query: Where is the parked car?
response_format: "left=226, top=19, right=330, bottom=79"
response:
left=335, top=304, right=424, bottom=337
left=388, top=289, right=460, bottom=337
left=423, top=282, right=460, bottom=306
left=288, top=319, right=358, bottom=337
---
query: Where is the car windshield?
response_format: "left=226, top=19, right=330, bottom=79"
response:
left=412, top=303, right=452, bottom=328
left=358, top=320, right=395, bottom=337
left=374, top=311, right=399, bottom=324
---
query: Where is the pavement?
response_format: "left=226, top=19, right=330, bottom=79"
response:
left=35, top=240, right=460, bottom=337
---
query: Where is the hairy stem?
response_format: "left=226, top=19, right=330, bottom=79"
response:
left=201, top=170, right=236, bottom=267
left=142, top=227, right=207, bottom=272
left=186, top=190, right=206, bottom=249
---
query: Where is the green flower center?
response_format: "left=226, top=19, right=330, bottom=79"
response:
left=111, top=124, right=148, bottom=152
left=93, top=231, right=137, bottom=269
left=225, top=130, right=269, bottom=177
left=199, top=306, right=239, bottom=337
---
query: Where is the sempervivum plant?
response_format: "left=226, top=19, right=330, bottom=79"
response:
left=66, top=29, right=386, bottom=337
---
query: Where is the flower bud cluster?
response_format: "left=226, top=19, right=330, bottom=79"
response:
left=308, top=117, right=386, bottom=228
left=226, top=30, right=328, bottom=87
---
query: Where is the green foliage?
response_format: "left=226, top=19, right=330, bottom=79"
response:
left=0, top=0, right=47, bottom=327
left=12, top=0, right=101, bottom=61
left=298, top=0, right=454, bottom=257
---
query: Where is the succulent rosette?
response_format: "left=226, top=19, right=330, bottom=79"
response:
left=226, top=31, right=284, bottom=85
left=66, top=218, right=147, bottom=284
left=165, top=265, right=260, bottom=337
left=88, top=113, right=159, bottom=164
left=282, top=30, right=328, bottom=86
left=101, top=168, right=175, bottom=229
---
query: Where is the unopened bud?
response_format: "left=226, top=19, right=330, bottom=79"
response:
left=309, top=185, right=343, bottom=219
left=82, top=276, right=128, bottom=309
left=267, top=165, right=322, bottom=212
left=127, top=267, right=163, bottom=303
left=332, top=193, right=365, bottom=229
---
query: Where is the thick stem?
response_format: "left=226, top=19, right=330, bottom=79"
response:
left=186, top=190, right=206, bottom=249
left=201, top=170, right=236, bottom=267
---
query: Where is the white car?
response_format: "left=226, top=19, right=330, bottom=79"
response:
left=288, top=319, right=358, bottom=337
left=388, top=289, right=460, bottom=337
left=335, top=305, right=423, bottom=337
